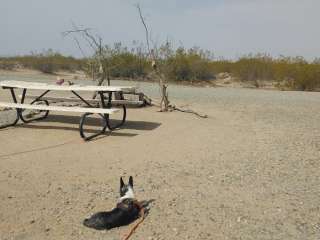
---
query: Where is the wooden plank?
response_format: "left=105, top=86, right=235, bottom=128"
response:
left=0, top=80, right=136, bottom=92
left=19, top=95, right=144, bottom=106
left=0, top=102, right=120, bottom=114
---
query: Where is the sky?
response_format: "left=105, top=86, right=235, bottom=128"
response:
left=1, top=0, right=320, bottom=60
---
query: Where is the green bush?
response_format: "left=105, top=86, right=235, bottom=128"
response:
left=0, top=50, right=84, bottom=74
left=210, top=60, right=233, bottom=74
left=209, top=55, right=320, bottom=90
left=1, top=45, right=320, bottom=91
left=232, top=55, right=275, bottom=81
left=0, top=61, right=16, bottom=70
left=271, top=57, right=320, bottom=90
left=83, top=43, right=150, bottom=79
left=110, top=52, right=149, bottom=78
left=164, top=47, right=214, bottom=82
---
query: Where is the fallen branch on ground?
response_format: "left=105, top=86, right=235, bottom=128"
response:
left=149, top=97, right=208, bottom=118
left=169, top=104, right=208, bottom=118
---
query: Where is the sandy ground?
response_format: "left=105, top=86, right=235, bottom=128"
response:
left=0, top=81, right=319, bottom=240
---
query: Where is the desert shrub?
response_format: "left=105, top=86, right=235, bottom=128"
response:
left=272, top=57, right=320, bottom=90
left=37, top=62, right=55, bottom=73
left=231, top=55, right=275, bottom=81
left=109, top=52, right=149, bottom=78
left=285, top=64, right=320, bottom=91
left=165, top=48, right=192, bottom=81
left=210, top=60, right=233, bottom=74
left=0, top=60, right=16, bottom=70
left=0, top=50, right=84, bottom=74
left=82, top=43, right=150, bottom=79
left=2, top=45, right=320, bottom=91
left=32, top=50, right=83, bottom=73
left=112, top=54, right=148, bottom=78
left=164, top=47, right=215, bottom=82
left=210, top=54, right=320, bottom=90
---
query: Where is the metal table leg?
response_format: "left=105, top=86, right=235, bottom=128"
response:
left=105, top=91, right=127, bottom=130
left=78, top=91, right=109, bottom=141
left=0, top=88, right=20, bottom=129
left=18, top=89, right=50, bottom=123
left=79, top=113, right=108, bottom=141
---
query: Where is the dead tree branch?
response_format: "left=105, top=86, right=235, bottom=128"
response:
left=136, top=4, right=151, bottom=56
left=63, top=26, right=110, bottom=98
left=169, top=105, right=208, bottom=118
left=72, top=37, right=87, bottom=58
left=136, top=5, right=207, bottom=118
left=136, top=4, right=169, bottom=112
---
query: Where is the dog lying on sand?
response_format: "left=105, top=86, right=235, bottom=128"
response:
left=83, top=176, right=143, bottom=230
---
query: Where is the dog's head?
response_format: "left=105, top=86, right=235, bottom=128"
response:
left=119, top=176, right=135, bottom=202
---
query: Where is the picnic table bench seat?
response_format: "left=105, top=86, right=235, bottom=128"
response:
left=0, top=102, right=120, bottom=114
left=18, top=95, right=144, bottom=107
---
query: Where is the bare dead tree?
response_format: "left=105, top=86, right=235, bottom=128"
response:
left=136, top=4, right=207, bottom=118
left=136, top=4, right=169, bottom=112
left=63, top=27, right=113, bottom=99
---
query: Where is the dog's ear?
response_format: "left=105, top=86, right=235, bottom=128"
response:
left=120, top=177, right=125, bottom=189
left=129, top=176, right=133, bottom=188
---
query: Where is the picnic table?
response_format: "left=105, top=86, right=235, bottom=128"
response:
left=0, top=80, right=137, bottom=140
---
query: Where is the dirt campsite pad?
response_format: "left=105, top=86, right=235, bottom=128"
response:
left=0, top=85, right=319, bottom=240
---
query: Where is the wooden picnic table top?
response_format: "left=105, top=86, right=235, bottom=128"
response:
left=0, top=80, right=136, bottom=92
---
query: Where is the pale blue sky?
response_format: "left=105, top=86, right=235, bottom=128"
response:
left=1, top=0, right=319, bottom=60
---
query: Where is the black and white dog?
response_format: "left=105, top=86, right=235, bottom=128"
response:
left=83, top=176, right=142, bottom=230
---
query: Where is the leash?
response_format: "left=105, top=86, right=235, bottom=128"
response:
left=122, top=201, right=145, bottom=240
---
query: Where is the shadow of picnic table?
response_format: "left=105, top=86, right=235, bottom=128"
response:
left=13, top=114, right=161, bottom=137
